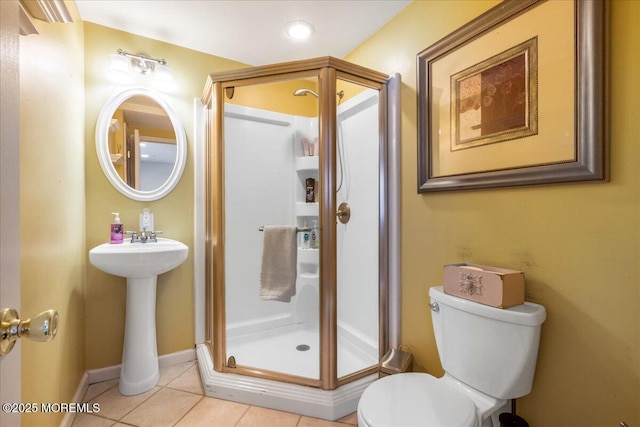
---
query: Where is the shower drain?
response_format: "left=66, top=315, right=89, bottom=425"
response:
left=296, top=344, right=310, bottom=352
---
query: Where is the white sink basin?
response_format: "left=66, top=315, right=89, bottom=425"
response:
left=89, top=238, right=188, bottom=278
left=88, top=237, right=188, bottom=396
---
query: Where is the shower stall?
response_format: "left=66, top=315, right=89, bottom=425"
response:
left=197, top=57, right=400, bottom=420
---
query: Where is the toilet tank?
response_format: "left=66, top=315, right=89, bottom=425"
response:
left=429, top=286, right=546, bottom=399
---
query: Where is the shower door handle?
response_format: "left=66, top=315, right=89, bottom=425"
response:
left=336, top=202, right=351, bottom=224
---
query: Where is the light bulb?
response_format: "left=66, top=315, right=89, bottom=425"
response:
left=152, top=63, right=175, bottom=91
left=108, top=53, right=132, bottom=83
left=285, top=21, right=314, bottom=40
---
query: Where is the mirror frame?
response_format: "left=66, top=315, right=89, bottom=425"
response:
left=95, top=87, right=187, bottom=201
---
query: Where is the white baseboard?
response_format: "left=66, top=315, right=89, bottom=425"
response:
left=59, top=372, right=89, bottom=427
left=61, top=348, right=196, bottom=427
left=85, top=348, right=196, bottom=384
left=158, top=348, right=196, bottom=368
left=86, top=363, right=121, bottom=385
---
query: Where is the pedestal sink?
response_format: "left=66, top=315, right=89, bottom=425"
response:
left=89, top=238, right=188, bottom=395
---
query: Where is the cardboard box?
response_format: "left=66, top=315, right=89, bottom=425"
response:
left=443, top=263, right=525, bottom=308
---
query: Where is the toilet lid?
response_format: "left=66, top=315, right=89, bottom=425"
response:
left=358, top=373, right=478, bottom=427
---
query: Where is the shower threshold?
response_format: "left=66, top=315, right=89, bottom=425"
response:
left=196, top=344, right=377, bottom=420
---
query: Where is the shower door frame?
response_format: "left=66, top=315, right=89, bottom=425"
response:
left=201, top=57, right=390, bottom=391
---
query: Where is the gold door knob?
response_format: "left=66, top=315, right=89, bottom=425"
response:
left=1, top=308, right=59, bottom=356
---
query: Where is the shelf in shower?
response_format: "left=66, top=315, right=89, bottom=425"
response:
left=295, top=156, right=319, bottom=172
left=295, top=202, right=318, bottom=217
left=297, top=247, right=319, bottom=264
left=299, top=272, right=319, bottom=280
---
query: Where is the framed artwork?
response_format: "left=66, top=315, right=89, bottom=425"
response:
left=417, top=0, right=607, bottom=192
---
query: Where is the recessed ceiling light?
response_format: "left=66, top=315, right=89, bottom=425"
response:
left=285, top=21, right=314, bottom=40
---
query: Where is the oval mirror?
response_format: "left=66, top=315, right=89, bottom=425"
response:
left=95, top=87, right=187, bottom=201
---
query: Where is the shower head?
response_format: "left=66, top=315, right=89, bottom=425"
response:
left=293, top=88, right=319, bottom=98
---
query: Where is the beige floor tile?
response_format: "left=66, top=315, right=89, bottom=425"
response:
left=235, top=406, right=300, bottom=427
left=174, top=397, right=249, bottom=427
left=158, top=361, right=194, bottom=386
left=71, top=413, right=117, bottom=427
left=88, top=385, right=159, bottom=421
left=120, top=387, right=201, bottom=427
left=299, top=416, right=356, bottom=427
left=166, top=364, right=204, bottom=395
left=337, top=412, right=358, bottom=425
left=83, top=379, right=119, bottom=403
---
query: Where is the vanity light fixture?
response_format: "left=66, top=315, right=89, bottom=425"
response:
left=285, top=20, right=314, bottom=40
left=109, top=49, right=174, bottom=87
left=114, top=49, right=166, bottom=74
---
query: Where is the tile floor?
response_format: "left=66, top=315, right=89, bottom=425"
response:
left=71, top=361, right=359, bottom=427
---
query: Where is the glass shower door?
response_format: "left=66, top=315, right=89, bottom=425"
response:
left=205, top=59, right=391, bottom=394
left=222, top=78, right=322, bottom=383
left=335, top=79, right=382, bottom=380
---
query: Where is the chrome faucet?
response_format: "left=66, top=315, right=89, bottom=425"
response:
left=124, top=210, right=163, bottom=243
left=126, top=228, right=162, bottom=243
left=125, top=229, right=163, bottom=243
left=140, top=228, right=149, bottom=243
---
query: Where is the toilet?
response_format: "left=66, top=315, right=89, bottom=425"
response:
left=358, top=286, right=546, bottom=427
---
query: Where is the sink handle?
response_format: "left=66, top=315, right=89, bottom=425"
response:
left=125, top=230, right=139, bottom=242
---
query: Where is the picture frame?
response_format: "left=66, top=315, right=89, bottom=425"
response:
left=417, top=0, right=608, bottom=192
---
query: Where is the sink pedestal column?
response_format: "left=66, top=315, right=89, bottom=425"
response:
left=119, top=276, right=159, bottom=395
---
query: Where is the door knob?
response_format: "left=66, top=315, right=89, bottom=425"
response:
left=1, top=308, right=59, bottom=356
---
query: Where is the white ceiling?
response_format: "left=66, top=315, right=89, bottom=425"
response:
left=74, top=0, right=411, bottom=66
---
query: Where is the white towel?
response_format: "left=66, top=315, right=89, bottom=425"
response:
left=260, top=225, right=298, bottom=302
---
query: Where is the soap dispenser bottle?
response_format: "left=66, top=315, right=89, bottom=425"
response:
left=310, top=220, right=319, bottom=249
left=302, top=221, right=310, bottom=249
left=111, top=212, right=124, bottom=244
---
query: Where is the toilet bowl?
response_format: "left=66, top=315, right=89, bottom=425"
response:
left=358, top=373, right=478, bottom=427
left=357, top=286, right=546, bottom=427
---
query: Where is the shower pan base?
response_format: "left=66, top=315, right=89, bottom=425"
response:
left=196, top=344, right=377, bottom=420
left=226, top=320, right=377, bottom=379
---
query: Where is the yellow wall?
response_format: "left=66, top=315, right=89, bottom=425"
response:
left=227, top=76, right=366, bottom=116
left=347, top=1, right=639, bottom=425
left=19, top=2, right=86, bottom=426
left=228, top=79, right=319, bottom=117
left=83, top=23, right=246, bottom=369
left=16, top=1, right=639, bottom=426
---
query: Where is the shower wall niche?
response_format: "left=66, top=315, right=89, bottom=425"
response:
left=199, top=57, right=398, bottom=420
